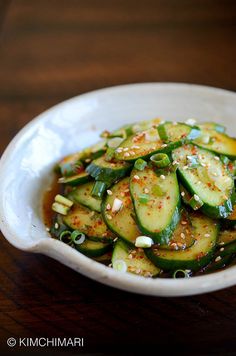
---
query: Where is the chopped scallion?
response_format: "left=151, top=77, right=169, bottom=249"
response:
left=52, top=202, right=70, bottom=215
left=55, top=194, right=74, bottom=208
left=91, top=181, right=107, bottom=198
left=134, top=158, right=147, bottom=171
left=105, top=147, right=115, bottom=162
left=71, top=230, right=86, bottom=245
left=157, top=124, right=169, bottom=142
left=173, top=269, right=191, bottom=278
left=150, top=153, right=171, bottom=168
left=189, top=195, right=203, bottom=210
left=59, top=230, right=72, bottom=244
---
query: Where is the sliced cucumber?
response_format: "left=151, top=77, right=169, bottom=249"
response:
left=101, top=118, right=162, bottom=139
left=198, top=122, right=226, bottom=133
left=145, top=213, right=219, bottom=271
left=68, top=182, right=101, bottom=212
left=102, top=177, right=141, bottom=245
left=218, top=229, right=236, bottom=246
left=86, top=155, right=132, bottom=186
left=58, top=140, right=107, bottom=175
left=158, top=210, right=195, bottom=250
left=63, top=203, right=114, bottom=242
left=115, top=122, right=200, bottom=162
left=112, top=239, right=160, bottom=277
left=172, top=144, right=234, bottom=218
left=75, top=239, right=111, bottom=257
left=194, top=128, right=236, bottom=158
left=58, top=171, right=91, bottom=186
left=130, top=165, right=180, bottom=244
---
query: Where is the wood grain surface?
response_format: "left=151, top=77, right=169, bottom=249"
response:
left=0, top=1, right=236, bottom=355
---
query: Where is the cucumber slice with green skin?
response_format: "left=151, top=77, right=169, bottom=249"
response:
left=63, top=203, right=114, bottom=242
left=130, top=166, right=181, bottom=244
left=112, top=239, right=160, bottom=277
left=101, top=118, right=162, bottom=139
left=102, top=177, right=141, bottom=245
left=172, top=144, right=234, bottom=218
left=75, top=239, right=112, bottom=257
left=115, top=122, right=200, bottom=162
left=68, top=182, right=101, bottom=212
left=145, top=213, right=219, bottom=271
left=193, top=128, right=236, bottom=158
left=218, top=229, right=236, bottom=246
left=158, top=210, right=195, bottom=250
left=198, top=122, right=226, bottom=133
left=86, top=155, right=132, bottom=186
left=58, top=171, right=91, bottom=186
left=58, top=140, right=107, bottom=175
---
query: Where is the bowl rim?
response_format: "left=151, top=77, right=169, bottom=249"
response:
left=1, top=81, right=236, bottom=297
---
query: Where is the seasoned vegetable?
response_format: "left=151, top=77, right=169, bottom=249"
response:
left=112, top=239, right=160, bottom=277
left=63, top=203, right=114, bottom=242
left=102, top=177, right=141, bottom=245
left=130, top=165, right=180, bottom=244
left=115, top=122, right=200, bottom=161
left=46, top=118, right=236, bottom=279
left=145, top=213, right=219, bottom=271
left=172, top=144, right=234, bottom=218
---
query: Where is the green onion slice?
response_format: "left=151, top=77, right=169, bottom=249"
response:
left=150, top=153, right=171, bottom=168
left=157, top=124, right=169, bottom=142
left=105, top=147, right=115, bottom=162
left=71, top=230, right=86, bottom=245
left=173, top=269, right=191, bottom=278
left=59, top=230, right=72, bottom=244
left=91, top=181, right=107, bottom=198
left=189, top=195, right=204, bottom=210
left=134, top=158, right=147, bottom=171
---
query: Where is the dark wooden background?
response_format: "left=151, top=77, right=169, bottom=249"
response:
left=0, top=1, right=236, bottom=355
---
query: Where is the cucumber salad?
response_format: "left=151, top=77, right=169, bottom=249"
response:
left=46, top=118, right=236, bottom=279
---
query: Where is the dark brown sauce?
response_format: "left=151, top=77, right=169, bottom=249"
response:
left=42, top=174, right=61, bottom=228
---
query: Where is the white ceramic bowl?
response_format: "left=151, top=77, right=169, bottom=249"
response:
left=1, top=83, right=236, bottom=296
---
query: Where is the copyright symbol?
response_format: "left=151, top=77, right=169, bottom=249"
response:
left=7, top=337, right=16, bottom=347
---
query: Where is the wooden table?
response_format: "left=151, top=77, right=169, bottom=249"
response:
left=0, top=1, right=236, bottom=354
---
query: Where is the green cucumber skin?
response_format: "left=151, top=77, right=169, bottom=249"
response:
left=135, top=205, right=181, bottom=245
left=130, top=167, right=181, bottom=245
left=177, top=169, right=234, bottom=219
left=145, top=214, right=219, bottom=271
left=86, top=158, right=132, bottom=186
left=75, top=240, right=112, bottom=258
left=59, top=173, right=91, bottom=186
left=115, top=124, right=200, bottom=162
left=145, top=247, right=216, bottom=271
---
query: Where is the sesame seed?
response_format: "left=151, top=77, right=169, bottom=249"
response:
left=183, top=166, right=188, bottom=170
left=54, top=223, right=59, bottom=229
left=204, top=233, right=210, bottom=237
left=106, top=203, right=111, bottom=210
left=113, top=237, right=118, bottom=242
left=213, top=173, right=218, bottom=176
left=85, top=158, right=91, bottom=163
left=172, top=160, right=179, bottom=165
left=130, top=151, right=135, bottom=155
left=106, top=214, right=112, bottom=220
left=123, top=147, right=129, bottom=151
left=220, top=247, right=224, bottom=252
left=128, top=254, right=133, bottom=259
left=46, top=227, right=50, bottom=232
left=215, top=256, right=222, bottom=262
left=144, top=188, right=149, bottom=194
left=181, top=221, right=187, bottom=225
left=181, top=191, right=185, bottom=197
left=161, top=144, right=168, bottom=148
left=120, top=192, right=125, bottom=197
left=124, top=152, right=130, bottom=157
left=194, top=194, right=200, bottom=201
left=214, top=156, right=220, bottom=161
left=160, top=175, right=165, bottom=180
left=107, top=190, right=113, bottom=195
left=219, top=241, right=225, bottom=245
left=180, top=233, right=185, bottom=239
left=133, top=175, right=140, bottom=180
left=116, top=148, right=123, bottom=153
left=108, top=263, right=112, bottom=268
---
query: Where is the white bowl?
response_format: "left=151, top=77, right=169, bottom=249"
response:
left=1, top=83, right=236, bottom=297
